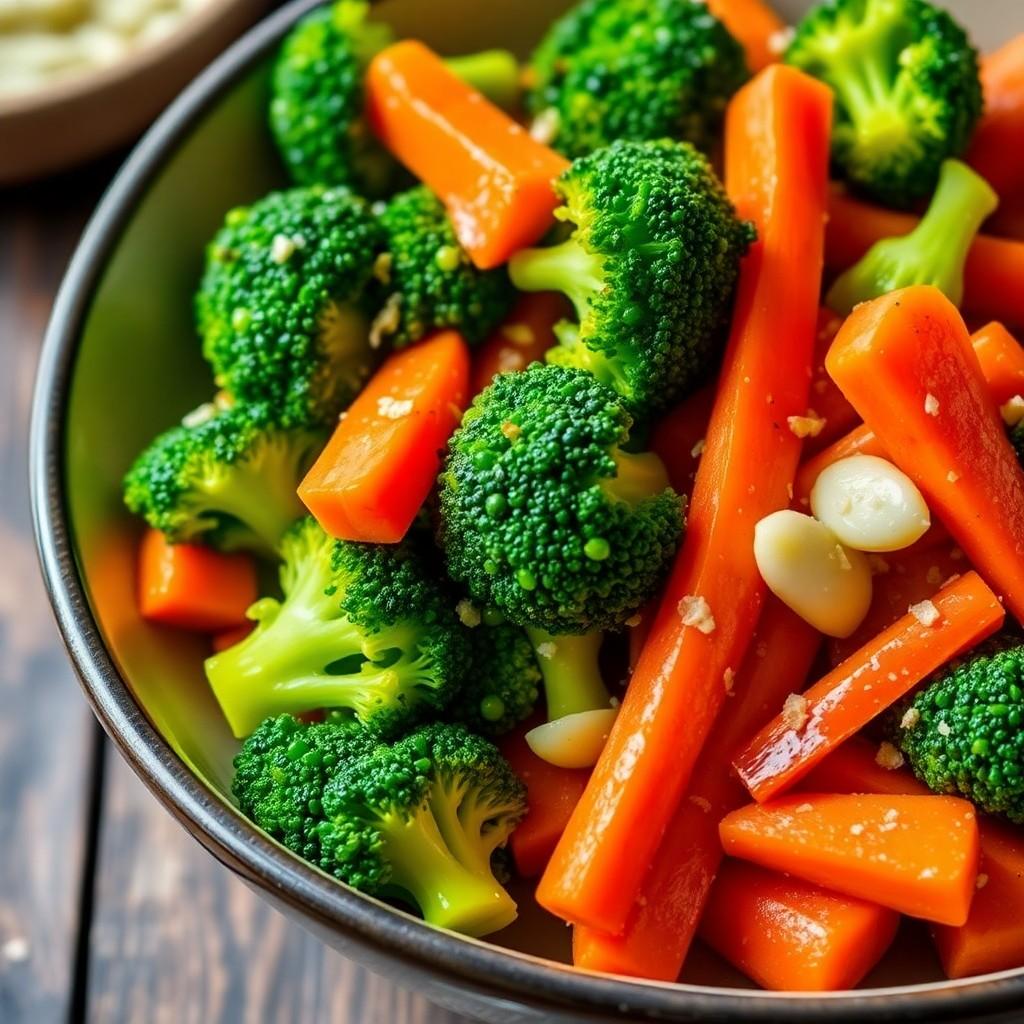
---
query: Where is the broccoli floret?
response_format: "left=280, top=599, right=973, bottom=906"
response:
left=827, top=159, right=997, bottom=314
left=456, top=621, right=542, bottom=736
left=892, top=636, right=1024, bottom=822
left=372, top=187, right=515, bottom=349
left=232, top=712, right=377, bottom=864
left=206, top=518, right=470, bottom=738
left=508, top=140, right=754, bottom=418
left=123, top=401, right=323, bottom=558
left=271, top=1, right=521, bottom=194
left=317, top=723, right=526, bottom=936
left=527, top=627, right=611, bottom=719
left=526, top=0, right=748, bottom=159
left=197, top=186, right=385, bottom=427
left=438, top=364, right=684, bottom=634
left=785, top=0, right=983, bottom=208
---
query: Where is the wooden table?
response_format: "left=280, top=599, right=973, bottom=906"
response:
left=0, top=160, right=468, bottom=1024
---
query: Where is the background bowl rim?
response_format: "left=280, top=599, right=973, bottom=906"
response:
left=27, top=0, right=1024, bottom=1019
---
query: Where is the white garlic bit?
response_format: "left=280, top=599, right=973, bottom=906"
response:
left=810, top=454, right=930, bottom=553
left=526, top=708, right=618, bottom=769
left=753, top=510, right=872, bottom=638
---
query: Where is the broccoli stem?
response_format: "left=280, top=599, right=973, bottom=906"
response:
left=508, top=236, right=606, bottom=325
left=525, top=627, right=611, bottom=720
left=445, top=50, right=522, bottom=111
left=381, top=806, right=518, bottom=936
left=827, top=159, right=998, bottom=314
left=602, top=449, right=671, bottom=506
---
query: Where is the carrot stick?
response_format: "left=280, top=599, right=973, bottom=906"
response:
left=968, top=36, right=1024, bottom=199
left=573, top=598, right=820, bottom=980
left=803, top=738, right=1024, bottom=980
left=704, top=0, right=786, bottom=73
left=298, top=330, right=469, bottom=544
left=138, top=529, right=257, bottom=633
left=734, top=571, right=1004, bottom=803
left=795, top=321, right=1024, bottom=506
left=699, top=859, right=900, bottom=991
left=805, top=307, right=858, bottom=453
left=211, top=622, right=254, bottom=654
left=720, top=793, right=980, bottom=926
left=499, top=722, right=590, bottom=878
left=535, top=66, right=832, bottom=934
left=825, top=286, right=1024, bottom=621
left=366, top=41, right=570, bottom=270
left=825, top=192, right=1024, bottom=326
left=650, top=382, right=716, bottom=499
left=827, top=542, right=967, bottom=667
left=469, top=293, right=567, bottom=396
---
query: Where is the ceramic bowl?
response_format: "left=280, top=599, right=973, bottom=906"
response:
left=31, top=1, right=1024, bottom=1020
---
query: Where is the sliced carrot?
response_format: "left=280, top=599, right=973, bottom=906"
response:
left=366, top=41, right=570, bottom=269
left=699, top=859, right=900, bottom=991
left=796, top=321, right=1024, bottom=506
left=535, top=66, right=832, bottom=934
left=970, top=321, right=1024, bottom=405
left=298, top=330, right=470, bottom=544
left=573, top=598, right=820, bottom=980
left=705, top=0, right=786, bottom=73
left=825, top=192, right=1024, bottom=326
left=805, top=306, right=858, bottom=453
left=470, top=293, right=567, bottom=396
left=826, top=286, right=1024, bottom=621
left=499, top=722, right=590, bottom=878
left=138, top=529, right=257, bottom=633
left=720, top=793, right=980, bottom=926
left=804, top=738, right=1024, bottom=980
left=827, top=543, right=966, bottom=667
left=968, top=36, right=1024, bottom=199
left=649, top=382, right=716, bottom=499
left=989, top=192, right=1024, bottom=241
left=734, top=571, right=1004, bottom=803
left=211, top=622, right=254, bottom=653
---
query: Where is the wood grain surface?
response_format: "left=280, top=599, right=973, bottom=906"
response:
left=0, top=162, right=470, bottom=1024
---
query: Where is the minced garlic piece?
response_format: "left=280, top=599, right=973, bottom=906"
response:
left=678, top=595, right=716, bottom=635
left=723, top=668, right=735, bottom=694
left=456, top=599, right=481, bottom=628
left=900, top=707, right=921, bottom=730
left=924, top=393, right=940, bottom=416
left=787, top=411, right=826, bottom=439
left=376, top=395, right=413, bottom=420
left=938, top=721, right=952, bottom=737
left=782, top=693, right=809, bottom=732
left=909, top=599, right=940, bottom=627
left=875, top=741, right=905, bottom=770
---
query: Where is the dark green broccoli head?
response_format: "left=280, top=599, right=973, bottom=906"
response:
left=270, top=1, right=521, bottom=194
left=892, top=635, right=1024, bottom=822
left=785, top=0, right=983, bottom=208
left=526, top=0, right=748, bottom=159
left=232, top=712, right=377, bottom=865
left=197, top=185, right=385, bottom=427
left=438, top=364, right=684, bottom=634
left=206, top=517, right=470, bottom=739
left=826, top=158, right=997, bottom=314
left=456, top=621, right=542, bottom=736
left=508, top=139, right=754, bottom=418
left=123, top=401, right=324, bottom=558
left=318, top=722, right=526, bottom=935
left=373, top=186, right=515, bottom=348
left=270, top=1, right=398, bottom=195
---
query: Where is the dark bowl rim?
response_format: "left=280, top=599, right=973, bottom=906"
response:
left=27, top=1, right=1024, bottom=1020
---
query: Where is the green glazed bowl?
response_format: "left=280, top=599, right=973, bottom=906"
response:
left=30, top=1, right=1024, bottom=1020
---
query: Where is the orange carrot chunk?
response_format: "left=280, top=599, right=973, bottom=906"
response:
left=734, top=572, right=1004, bottom=803
left=470, top=293, right=567, bottom=395
left=699, top=859, right=900, bottom=992
left=705, top=0, right=786, bottom=73
left=499, top=723, right=590, bottom=878
left=803, top=738, right=1024, bottom=980
left=649, top=382, right=716, bottom=500
left=825, top=286, right=1024, bottom=621
left=299, top=330, right=470, bottom=544
left=968, top=36, right=1024, bottom=199
left=535, top=65, right=832, bottom=934
left=366, top=41, right=570, bottom=270
left=825, top=193, right=1024, bottom=326
left=805, top=306, right=859, bottom=453
left=719, top=793, right=981, bottom=926
left=573, top=598, right=821, bottom=980
left=138, top=529, right=257, bottom=634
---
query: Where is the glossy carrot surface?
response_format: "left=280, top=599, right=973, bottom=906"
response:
left=968, top=36, right=1024, bottom=198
